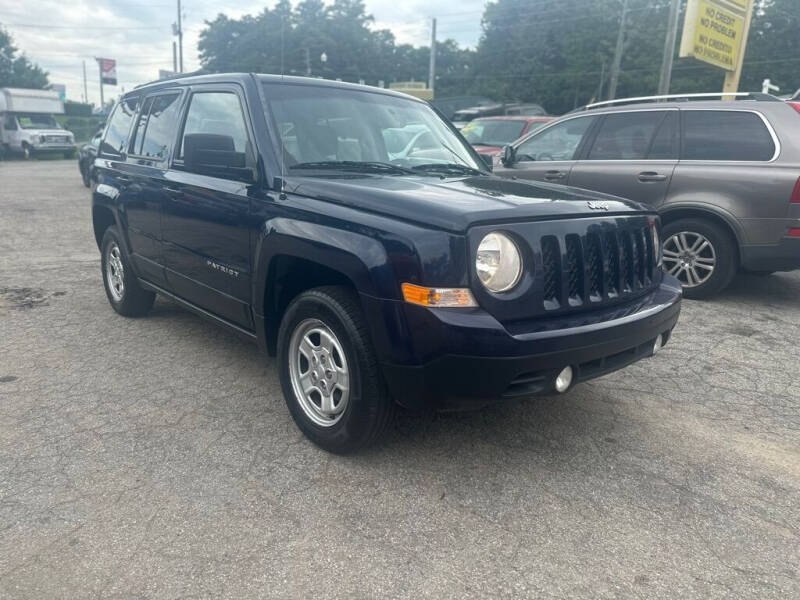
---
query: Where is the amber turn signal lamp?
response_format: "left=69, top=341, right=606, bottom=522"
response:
left=401, top=283, right=477, bottom=308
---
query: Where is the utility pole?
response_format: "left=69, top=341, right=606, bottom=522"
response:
left=607, top=0, right=629, bottom=100
left=177, top=0, right=183, bottom=73
left=172, top=41, right=177, bottom=73
left=658, top=0, right=681, bottom=95
left=304, top=47, right=311, bottom=76
left=82, top=60, right=88, bottom=104
left=428, top=18, right=437, bottom=94
left=98, top=61, right=104, bottom=108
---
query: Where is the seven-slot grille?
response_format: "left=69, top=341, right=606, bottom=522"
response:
left=541, top=225, right=656, bottom=309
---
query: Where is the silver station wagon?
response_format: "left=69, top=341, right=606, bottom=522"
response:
left=495, top=93, right=800, bottom=298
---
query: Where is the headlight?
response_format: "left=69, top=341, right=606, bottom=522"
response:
left=476, top=232, right=522, bottom=293
left=651, top=223, right=662, bottom=267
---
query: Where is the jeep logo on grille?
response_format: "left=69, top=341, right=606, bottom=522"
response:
left=587, top=201, right=610, bottom=211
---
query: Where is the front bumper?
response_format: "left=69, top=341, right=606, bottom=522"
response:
left=740, top=236, right=800, bottom=272
left=376, top=278, right=682, bottom=409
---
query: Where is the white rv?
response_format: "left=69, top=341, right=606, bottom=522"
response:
left=0, top=88, right=75, bottom=158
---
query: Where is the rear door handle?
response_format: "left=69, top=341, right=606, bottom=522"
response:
left=117, top=175, right=132, bottom=184
left=637, top=171, right=667, bottom=182
left=544, top=170, right=567, bottom=180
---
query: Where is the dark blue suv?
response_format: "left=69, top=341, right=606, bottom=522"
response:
left=91, top=73, right=681, bottom=453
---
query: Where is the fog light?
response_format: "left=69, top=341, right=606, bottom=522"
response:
left=652, top=333, right=664, bottom=355
left=554, top=366, right=573, bottom=393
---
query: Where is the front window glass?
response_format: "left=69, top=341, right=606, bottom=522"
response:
left=179, top=92, right=249, bottom=159
left=516, top=116, right=595, bottom=162
left=16, top=113, right=61, bottom=129
left=462, top=120, right=527, bottom=147
left=263, top=82, right=482, bottom=174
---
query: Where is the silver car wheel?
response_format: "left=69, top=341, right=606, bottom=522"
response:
left=288, top=318, right=350, bottom=427
left=662, top=231, right=716, bottom=288
left=105, top=242, right=125, bottom=301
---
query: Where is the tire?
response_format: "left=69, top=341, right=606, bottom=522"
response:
left=661, top=218, right=738, bottom=299
left=100, top=226, right=155, bottom=317
left=277, top=286, right=395, bottom=454
left=81, top=164, right=91, bottom=187
left=22, top=144, right=32, bottom=160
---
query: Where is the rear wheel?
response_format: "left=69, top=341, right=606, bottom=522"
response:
left=101, top=227, right=155, bottom=317
left=661, top=218, right=737, bottom=299
left=277, top=286, right=394, bottom=454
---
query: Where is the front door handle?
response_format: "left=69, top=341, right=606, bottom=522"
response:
left=544, top=170, right=566, bottom=180
left=637, top=171, right=667, bottom=182
left=164, top=187, right=183, bottom=197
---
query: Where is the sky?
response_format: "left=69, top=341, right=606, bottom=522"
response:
left=1, top=0, right=488, bottom=105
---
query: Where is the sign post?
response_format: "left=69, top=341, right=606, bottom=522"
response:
left=678, top=0, right=754, bottom=96
left=721, top=0, right=754, bottom=96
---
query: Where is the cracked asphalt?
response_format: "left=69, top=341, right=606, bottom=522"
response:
left=1, top=160, right=799, bottom=599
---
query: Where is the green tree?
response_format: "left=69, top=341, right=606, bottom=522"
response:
left=0, top=26, right=49, bottom=89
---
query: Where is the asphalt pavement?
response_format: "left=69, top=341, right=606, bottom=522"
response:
left=1, top=160, right=799, bottom=599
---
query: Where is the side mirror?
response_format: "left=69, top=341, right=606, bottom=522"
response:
left=478, top=153, right=494, bottom=172
left=184, top=133, right=255, bottom=183
left=501, top=144, right=516, bottom=167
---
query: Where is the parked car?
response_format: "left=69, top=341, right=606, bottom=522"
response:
left=452, top=103, right=548, bottom=129
left=495, top=93, right=800, bottom=298
left=431, top=95, right=495, bottom=121
left=78, top=129, right=102, bottom=187
left=91, top=73, right=681, bottom=453
left=0, top=87, right=75, bottom=159
left=461, top=116, right=554, bottom=156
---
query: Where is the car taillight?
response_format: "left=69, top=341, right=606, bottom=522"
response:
left=792, top=177, right=800, bottom=204
left=789, top=228, right=800, bottom=237
left=788, top=101, right=800, bottom=114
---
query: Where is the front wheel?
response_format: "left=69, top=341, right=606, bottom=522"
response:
left=277, top=286, right=394, bottom=454
left=661, top=218, right=737, bottom=299
left=101, top=227, right=155, bottom=317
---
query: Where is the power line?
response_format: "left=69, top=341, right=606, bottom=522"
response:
left=5, top=23, right=165, bottom=30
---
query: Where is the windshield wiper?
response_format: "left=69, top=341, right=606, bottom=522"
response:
left=291, top=161, right=416, bottom=175
left=411, top=163, right=486, bottom=177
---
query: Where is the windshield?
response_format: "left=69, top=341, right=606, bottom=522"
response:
left=461, top=120, right=528, bottom=146
left=263, top=82, right=482, bottom=173
left=16, top=113, right=61, bottom=130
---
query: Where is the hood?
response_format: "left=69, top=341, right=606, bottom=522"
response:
left=288, top=174, right=647, bottom=233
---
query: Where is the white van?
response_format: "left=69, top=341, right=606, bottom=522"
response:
left=1, top=88, right=75, bottom=159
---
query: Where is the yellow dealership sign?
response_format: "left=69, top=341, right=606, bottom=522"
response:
left=679, top=0, right=750, bottom=71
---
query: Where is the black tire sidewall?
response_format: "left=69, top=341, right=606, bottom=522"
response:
left=662, top=218, right=737, bottom=299
left=100, top=227, right=154, bottom=316
left=277, top=290, right=384, bottom=453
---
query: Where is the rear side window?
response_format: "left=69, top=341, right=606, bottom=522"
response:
left=179, top=92, right=249, bottom=159
left=134, top=93, right=182, bottom=160
left=681, top=110, right=775, bottom=161
left=101, top=97, right=138, bottom=156
left=587, top=111, right=666, bottom=160
left=648, top=111, right=679, bottom=159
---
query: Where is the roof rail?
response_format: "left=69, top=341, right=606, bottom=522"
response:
left=134, top=69, right=210, bottom=89
left=578, top=92, right=781, bottom=111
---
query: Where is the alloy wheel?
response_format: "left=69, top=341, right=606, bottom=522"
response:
left=662, top=231, right=716, bottom=288
left=105, top=242, right=125, bottom=301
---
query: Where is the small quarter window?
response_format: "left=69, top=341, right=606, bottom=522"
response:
left=101, top=96, right=138, bottom=156
left=681, top=110, right=775, bottom=161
